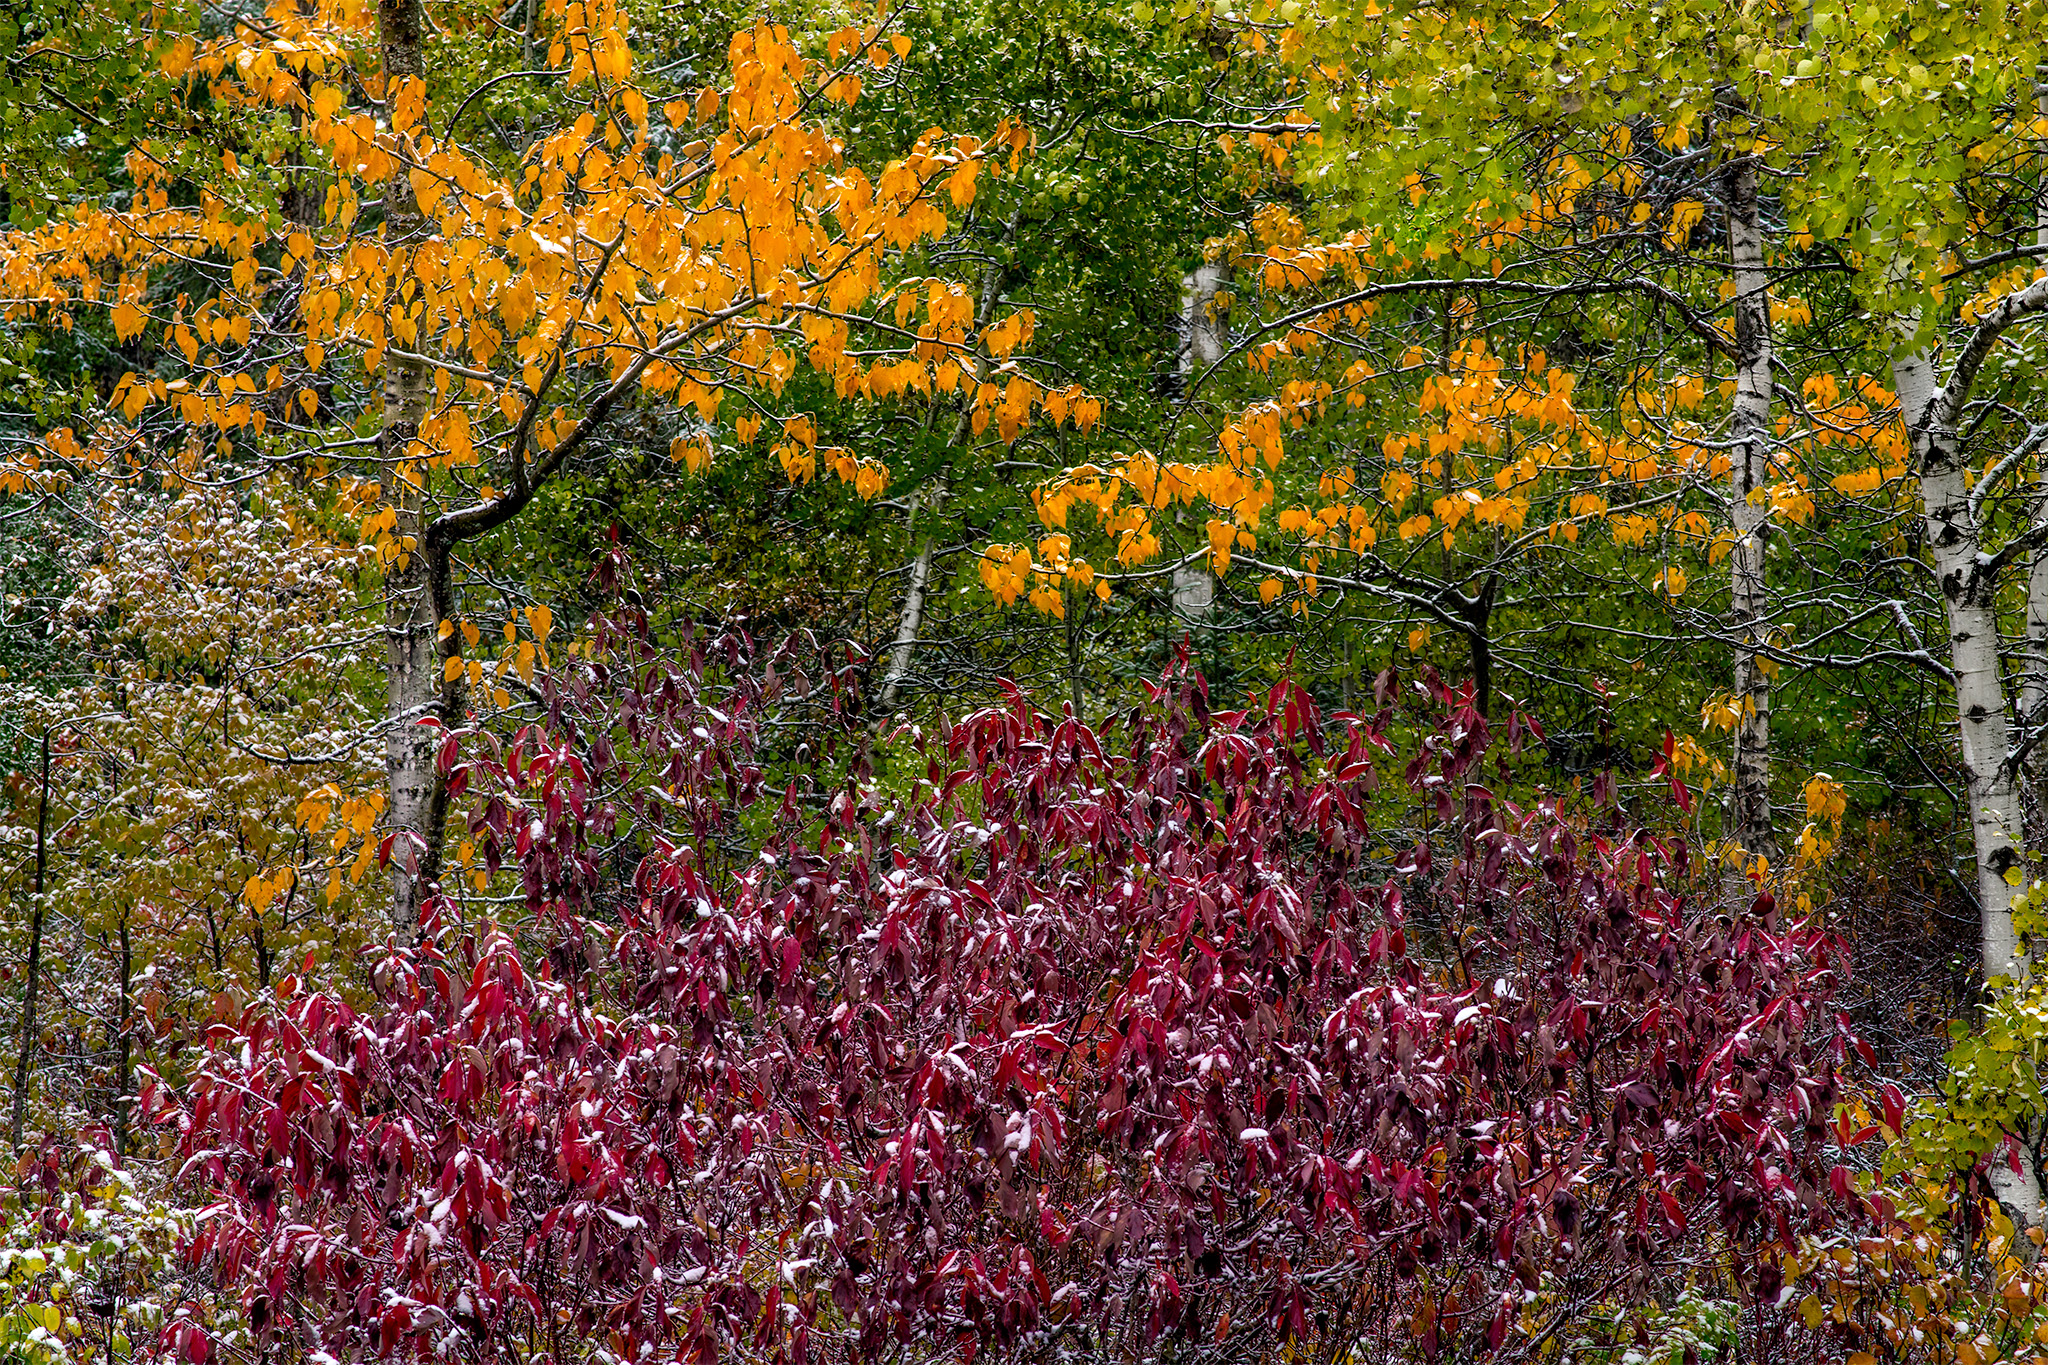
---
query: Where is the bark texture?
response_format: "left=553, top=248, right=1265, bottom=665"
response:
left=880, top=466, right=951, bottom=711
left=1723, top=140, right=1776, bottom=867
left=1167, top=259, right=1227, bottom=635
left=377, top=0, right=449, bottom=939
left=1896, top=350, right=2025, bottom=977
left=1180, top=260, right=1230, bottom=376
left=1893, top=246, right=2048, bottom=1223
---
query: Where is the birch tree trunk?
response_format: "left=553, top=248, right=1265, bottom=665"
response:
left=377, top=0, right=447, bottom=939
left=1892, top=252, right=2048, bottom=1224
left=880, top=463, right=952, bottom=711
left=1170, top=564, right=1214, bottom=626
left=1168, top=261, right=1227, bottom=633
left=1722, top=137, right=1777, bottom=868
left=1894, top=351, right=2026, bottom=975
left=1892, top=343, right=2039, bottom=1227
left=1180, top=260, right=1229, bottom=377
left=1898, top=347, right=2042, bottom=1223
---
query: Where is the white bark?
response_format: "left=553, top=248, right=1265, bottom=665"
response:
left=1171, top=563, right=1213, bottom=626
left=383, top=485, right=441, bottom=940
left=1890, top=203, right=2048, bottom=1225
left=1993, top=1144, right=2045, bottom=1231
left=1180, top=261, right=1229, bottom=378
left=1893, top=349, right=2026, bottom=980
left=1166, top=262, right=1227, bottom=637
left=1994, top=67, right=2048, bottom=1229
left=880, top=467, right=948, bottom=711
left=1724, top=144, right=1776, bottom=868
left=378, top=0, right=445, bottom=940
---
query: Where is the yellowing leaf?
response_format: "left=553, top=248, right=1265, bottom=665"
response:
left=111, top=302, right=145, bottom=341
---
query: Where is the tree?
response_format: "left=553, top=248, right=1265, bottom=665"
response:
left=1028, top=0, right=2048, bottom=998
left=0, top=0, right=1077, bottom=939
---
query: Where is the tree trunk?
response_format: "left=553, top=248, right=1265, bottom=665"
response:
left=9, top=730, right=49, bottom=1150
left=1901, top=340, right=2041, bottom=1221
left=1170, top=563, right=1213, bottom=626
left=879, top=465, right=950, bottom=711
left=112, top=911, right=131, bottom=1157
left=1464, top=576, right=1497, bottom=718
left=377, top=0, right=444, bottom=939
left=1180, top=260, right=1229, bottom=379
left=1891, top=240, right=2048, bottom=1227
left=1723, top=136, right=1777, bottom=869
left=1894, top=350, right=2026, bottom=976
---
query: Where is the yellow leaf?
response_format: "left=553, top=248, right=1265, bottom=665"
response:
left=112, top=302, right=145, bottom=341
left=295, top=785, right=338, bottom=833
left=444, top=656, right=464, bottom=682
left=526, top=604, right=553, bottom=640
left=390, top=76, right=427, bottom=134
left=948, top=161, right=980, bottom=208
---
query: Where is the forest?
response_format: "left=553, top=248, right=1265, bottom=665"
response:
left=2, top=0, right=2048, bottom=1361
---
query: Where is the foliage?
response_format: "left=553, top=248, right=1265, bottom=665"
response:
left=0, top=1134, right=198, bottom=1365
left=155, top=633, right=1864, bottom=1364
left=0, top=475, right=377, bottom=1142
left=5, top=0, right=2048, bottom=1361
left=1775, top=970, right=2048, bottom=1364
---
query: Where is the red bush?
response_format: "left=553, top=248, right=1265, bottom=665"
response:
left=159, top=639, right=1865, bottom=1364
